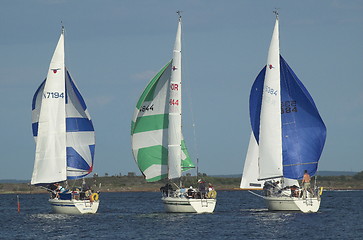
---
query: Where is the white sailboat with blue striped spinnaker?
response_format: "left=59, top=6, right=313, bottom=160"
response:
left=31, top=27, right=99, bottom=214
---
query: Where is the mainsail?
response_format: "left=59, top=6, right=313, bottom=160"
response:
left=131, top=16, right=194, bottom=182
left=31, top=29, right=95, bottom=185
left=258, top=17, right=283, bottom=181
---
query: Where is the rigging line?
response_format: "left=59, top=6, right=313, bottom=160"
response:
left=182, top=22, right=199, bottom=158
left=248, top=190, right=266, bottom=199
left=62, top=23, right=68, bottom=67
left=70, top=179, right=77, bottom=189
left=62, top=22, right=73, bottom=78
left=182, top=28, right=199, bottom=164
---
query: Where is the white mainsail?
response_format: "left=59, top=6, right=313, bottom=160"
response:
left=32, top=28, right=96, bottom=185
left=31, top=31, right=66, bottom=185
left=168, top=17, right=182, bottom=180
left=258, top=17, right=283, bottom=181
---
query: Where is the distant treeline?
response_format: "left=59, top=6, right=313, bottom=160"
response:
left=318, top=171, right=363, bottom=181
left=1, top=170, right=360, bottom=183
left=1, top=171, right=362, bottom=194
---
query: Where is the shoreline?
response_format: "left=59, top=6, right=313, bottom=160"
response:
left=1, top=174, right=362, bottom=195
left=2, top=187, right=363, bottom=195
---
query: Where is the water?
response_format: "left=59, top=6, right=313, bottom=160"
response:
left=0, top=190, right=362, bottom=239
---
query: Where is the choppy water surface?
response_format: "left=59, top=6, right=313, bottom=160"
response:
left=0, top=190, right=362, bottom=239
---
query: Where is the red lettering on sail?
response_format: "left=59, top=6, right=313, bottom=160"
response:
left=171, top=84, right=179, bottom=91
left=169, top=99, right=179, bottom=106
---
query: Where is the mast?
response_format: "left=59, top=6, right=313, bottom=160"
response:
left=168, top=11, right=183, bottom=180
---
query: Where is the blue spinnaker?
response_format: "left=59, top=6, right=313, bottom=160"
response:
left=249, top=55, right=326, bottom=180
left=65, top=69, right=95, bottom=179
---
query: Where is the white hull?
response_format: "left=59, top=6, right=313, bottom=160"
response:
left=162, top=197, right=216, bottom=213
left=49, top=199, right=99, bottom=214
left=265, top=196, right=320, bottom=213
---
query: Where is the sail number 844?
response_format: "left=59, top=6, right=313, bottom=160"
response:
left=140, top=104, right=154, bottom=112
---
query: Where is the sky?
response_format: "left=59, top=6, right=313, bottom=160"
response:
left=0, top=0, right=362, bottom=180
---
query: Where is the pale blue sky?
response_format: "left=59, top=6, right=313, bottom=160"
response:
left=1, top=0, right=362, bottom=180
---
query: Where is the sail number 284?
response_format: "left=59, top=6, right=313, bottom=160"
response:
left=43, top=92, right=64, bottom=99
left=281, top=100, right=297, bottom=114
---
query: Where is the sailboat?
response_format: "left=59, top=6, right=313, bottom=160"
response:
left=131, top=13, right=216, bottom=213
left=240, top=12, right=326, bottom=213
left=31, top=27, right=99, bottom=214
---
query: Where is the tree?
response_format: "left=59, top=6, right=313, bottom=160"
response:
left=353, top=171, right=363, bottom=180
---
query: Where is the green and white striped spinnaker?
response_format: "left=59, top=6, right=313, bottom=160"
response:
left=131, top=61, right=195, bottom=182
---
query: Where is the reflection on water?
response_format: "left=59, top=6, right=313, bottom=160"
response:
left=240, top=208, right=267, bottom=212
left=30, top=213, right=73, bottom=220
left=136, top=212, right=191, bottom=221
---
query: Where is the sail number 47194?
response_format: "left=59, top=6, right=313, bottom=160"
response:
left=43, top=92, right=64, bottom=98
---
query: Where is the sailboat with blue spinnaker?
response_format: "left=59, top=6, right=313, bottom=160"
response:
left=240, top=12, right=326, bottom=213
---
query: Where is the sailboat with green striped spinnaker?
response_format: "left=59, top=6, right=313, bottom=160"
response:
left=131, top=12, right=216, bottom=213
